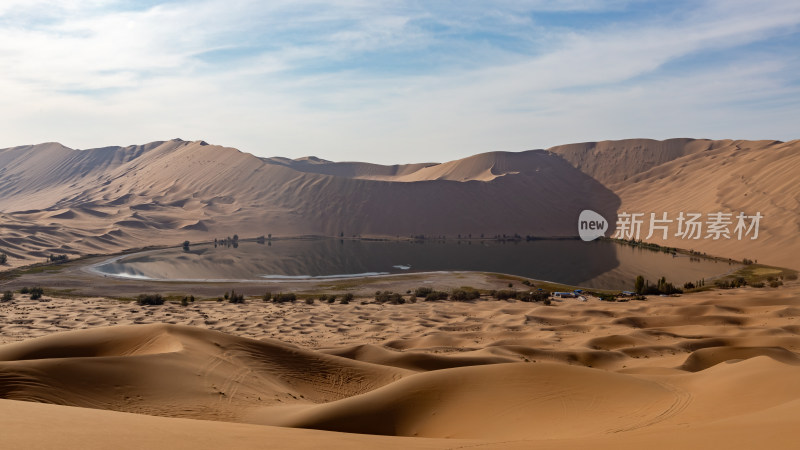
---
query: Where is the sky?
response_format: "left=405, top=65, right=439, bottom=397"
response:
left=1, top=0, right=799, bottom=164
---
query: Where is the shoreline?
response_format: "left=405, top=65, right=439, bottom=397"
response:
left=72, top=235, right=748, bottom=289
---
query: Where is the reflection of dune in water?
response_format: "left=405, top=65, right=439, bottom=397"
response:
left=89, top=239, right=736, bottom=289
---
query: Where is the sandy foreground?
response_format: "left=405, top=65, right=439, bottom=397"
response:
left=1, top=282, right=800, bottom=449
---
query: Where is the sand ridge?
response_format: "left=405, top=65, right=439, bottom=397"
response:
left=2, top=283, right=800, bottom=447
left=2, top=137, right=798, bottom=271
left=550, top=138, right=800, bottom=269
left=0, top=139, right=620, bottom=269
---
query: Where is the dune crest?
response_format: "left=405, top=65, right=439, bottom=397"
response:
left=0, top=139, right=620, bottom=268
left=1, top=137, right=797, bottom=269
left=2, top=282, right=800, bottom=448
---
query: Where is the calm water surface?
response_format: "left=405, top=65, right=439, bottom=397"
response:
left=91, top=239, right=738, bottom=290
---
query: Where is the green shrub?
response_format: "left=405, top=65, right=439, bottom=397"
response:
left=305, top=297, right=315, bottom=305
left=273, top=292, right=297, bottom=303
left=137, top=294, right=164, bottom=306
left=29, top=287, right=44, bottom=300
left=263, top=292, right=272, bottom=302
left=228, top=290, right=245, bottom=303
left=413, top=287, right=433, bottom=298
left=0, top=253, right=7, bottom=264
left=2, top=291, right=12, bottom=302
left=181, top=297, right=189, bottom=307
left=769, top=280, right=783, bottom=288
left=715, top=280, right=731, bottom=289
left=714, top=278, right=746, bottom=289
left=450, top=288, right=481, bottom=301
left=341, top=293, right=354, bottom=304
left=375, top=291, right=405, bottom=304
left=424, top=291, right=449, bottom=301
left=494, top=290, right=516, bottom=300
left=20, top=287, right=29, bottom=294
left=327, top=295, right=336, bottom=304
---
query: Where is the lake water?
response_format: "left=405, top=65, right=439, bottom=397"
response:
left=90, top=238, right=739, bottom=290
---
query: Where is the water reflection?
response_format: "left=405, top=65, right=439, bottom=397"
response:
left=92, top=238, right=737, bottom=290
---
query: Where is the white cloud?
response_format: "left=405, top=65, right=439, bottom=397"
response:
left=0, top=1, right=798, bottom=163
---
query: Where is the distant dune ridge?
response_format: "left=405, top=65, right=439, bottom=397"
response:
left=550, top=138, right=800, bottom=269
left=0, top=137, right=798, bottom=268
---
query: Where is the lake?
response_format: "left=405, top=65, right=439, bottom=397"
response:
left=89, top=238, right=738, bottom=290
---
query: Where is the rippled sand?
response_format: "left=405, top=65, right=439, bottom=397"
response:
left=2, top=283, right=800, bottom=449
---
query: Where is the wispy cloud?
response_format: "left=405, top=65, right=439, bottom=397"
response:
left=0, top=0, right=798, bottom=162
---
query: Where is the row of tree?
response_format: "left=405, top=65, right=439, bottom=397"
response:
left=634, top=275, right=683, bottom=295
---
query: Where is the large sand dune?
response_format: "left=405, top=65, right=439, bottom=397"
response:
left=1, top=137, right=797, bottom=270
left=550, top=138, right=800, bottom=269
left=0, top=139, right=619, bottom=268
left=2, top=284, right=800, bottom=448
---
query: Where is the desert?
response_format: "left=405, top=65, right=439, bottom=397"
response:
left=1, top=136, right=799, bottom=449
left=3, top=2, right=800, bottom=449
left=2, top=278, right=800, bottom=449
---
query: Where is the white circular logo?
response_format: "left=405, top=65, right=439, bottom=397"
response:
left=578, top=210, right=608, bottom=241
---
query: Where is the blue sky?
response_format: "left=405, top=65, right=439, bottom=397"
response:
left=1, top=0, right=798, bottom=163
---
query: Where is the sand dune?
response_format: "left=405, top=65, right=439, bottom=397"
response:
left=261, top=155, right=437, bottom=180
left=1, top=137, right=798, bottom=270
left=0, top=399, right=462, bottom=450
left=0, top=324, right=407, bottom=421
left=2, top=284, right=800, bottom=447
left=257, top=362, right=680, bottom=439
left=390, top=150, right=549, bottom=182
left=0, top=139, right=619, bottom=268
left=550, top=138, right=800, bottom=269
left=1, top=137, right=799, bottom=269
